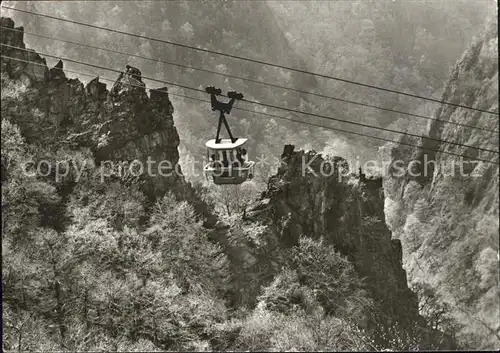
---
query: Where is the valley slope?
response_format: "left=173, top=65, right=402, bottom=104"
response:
left=382, top=19, right=499, bottom=349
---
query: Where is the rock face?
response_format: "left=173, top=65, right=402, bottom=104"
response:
left=0, top=17, right=217, bottom=226
left=381, top=19, right=499, bottom=349
left=241, top=145, right=423, bottom=336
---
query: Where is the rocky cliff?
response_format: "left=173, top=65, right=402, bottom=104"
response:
left=1, top=16, right=217, bottom=226
left=233, top=144, right=444, bottom=347
left=381, top=19, right=499, bottom=349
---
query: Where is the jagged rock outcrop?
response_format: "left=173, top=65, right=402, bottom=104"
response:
left=0, top=17, right=217, bottom=227
left=381, top=19, right=499, bottom=349
left=239, top=145, right=425, bottom=338
left=0, top=17, right=47, bottom=82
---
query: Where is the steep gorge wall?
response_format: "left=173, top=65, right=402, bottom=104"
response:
left=382, top=19, right=499, bottom=349
left=238, top=145, right=426, bottom=338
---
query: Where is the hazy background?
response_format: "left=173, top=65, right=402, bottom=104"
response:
left=1, top=0, right=496, bottom=185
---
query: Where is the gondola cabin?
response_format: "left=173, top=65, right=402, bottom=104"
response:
left=204, top=138, right=255, bottom=185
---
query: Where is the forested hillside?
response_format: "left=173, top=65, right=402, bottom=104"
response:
left=268, top=0, right=496, bottom=155
left=1, top=14, right=465, bottom=351
left=1, top=1, right=498, bottom=351
left=381, top=19, right=499, bottom=349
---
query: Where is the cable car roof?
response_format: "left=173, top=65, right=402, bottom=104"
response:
left=205, top=138, right=248, bottom=150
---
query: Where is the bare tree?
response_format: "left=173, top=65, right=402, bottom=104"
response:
left=207, top=182, right=261, bottom=218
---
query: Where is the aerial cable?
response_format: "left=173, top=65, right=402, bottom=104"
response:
left=4, top=44, right=497, bottom=156
left=240, top=96, right=500, bottom=154
left=2, top=5, right=499, bottom=116
left=2, top=55, right=499, bottom=166
left=0, top=43, right=205, bottom=94
left=1, top=26, right=496, bottom=134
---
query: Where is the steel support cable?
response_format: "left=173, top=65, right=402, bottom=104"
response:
left=2, top=43, right=498, bottom=155
left=241, top=95, right=500, bottom=154
left=2, top=54, right=499, bottom=166
left=1, top=25, right=496, bottom=134
left=2, top=5, right=499, bottom=116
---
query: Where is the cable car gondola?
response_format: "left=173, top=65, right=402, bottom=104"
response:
left=203, top=87, right=255, bottom=185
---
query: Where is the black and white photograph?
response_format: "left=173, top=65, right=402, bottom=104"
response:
left=0, top=0, right=498, bottom=351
